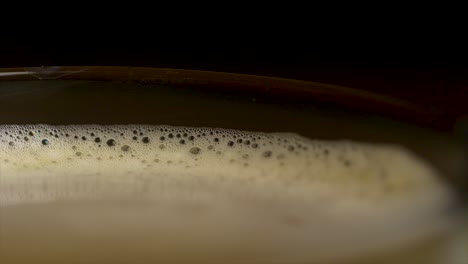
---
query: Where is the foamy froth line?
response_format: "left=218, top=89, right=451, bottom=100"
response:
left=0, top=125, right=462, bottom=263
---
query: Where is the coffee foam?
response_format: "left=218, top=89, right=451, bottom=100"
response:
left=0, top=125, right=461, bottom=263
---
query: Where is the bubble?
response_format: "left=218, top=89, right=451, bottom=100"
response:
left=28, top=131, right=34, bottom=136
left=189, top=147, right=201, bottom=155
left=106, top=139, right=116, bottom=146
left=41, top=139, right=50, bottom=145
left=8, top=141, right=14, bottom=146
left=75, top=152, right=82, bottom=157
left=24, top=137, right=29, bottom=141
left=179, top=140, right=186, bottom=144
left=94, top=137, right=101, bottom=143
left=227, top=141, right=234, bottom=147
left=121, top=145, right=130, bottom=152
left=160, top=136, right=165, bottom=141
left=142, top=137, right=150, bottom=143
left=262, top=151, right=272, bottom=158
left=252, top=143, right=258, bottom=148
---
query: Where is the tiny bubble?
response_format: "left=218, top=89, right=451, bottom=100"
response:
left=121, top=145, right=130, bottom=151
left=106, top=139, right=116, bottom=146
left=189, top=147, right=201, bottom=155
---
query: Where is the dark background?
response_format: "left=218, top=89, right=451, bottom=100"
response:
left=1, top=32, right=467, bottom=129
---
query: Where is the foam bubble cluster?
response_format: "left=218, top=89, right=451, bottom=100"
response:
left=0, top=124, right=461, bottom=263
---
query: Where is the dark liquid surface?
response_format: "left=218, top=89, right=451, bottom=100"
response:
left=0, top=69, right=466, bottom=191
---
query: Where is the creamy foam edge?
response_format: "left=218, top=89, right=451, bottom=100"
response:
left=0, top=125, right=461, bottom=262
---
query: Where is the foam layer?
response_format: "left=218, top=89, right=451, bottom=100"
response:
left=0, top=125, right=462, bottom=263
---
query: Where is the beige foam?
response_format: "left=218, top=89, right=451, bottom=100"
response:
left=0, top=125, right=463, bottom=263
